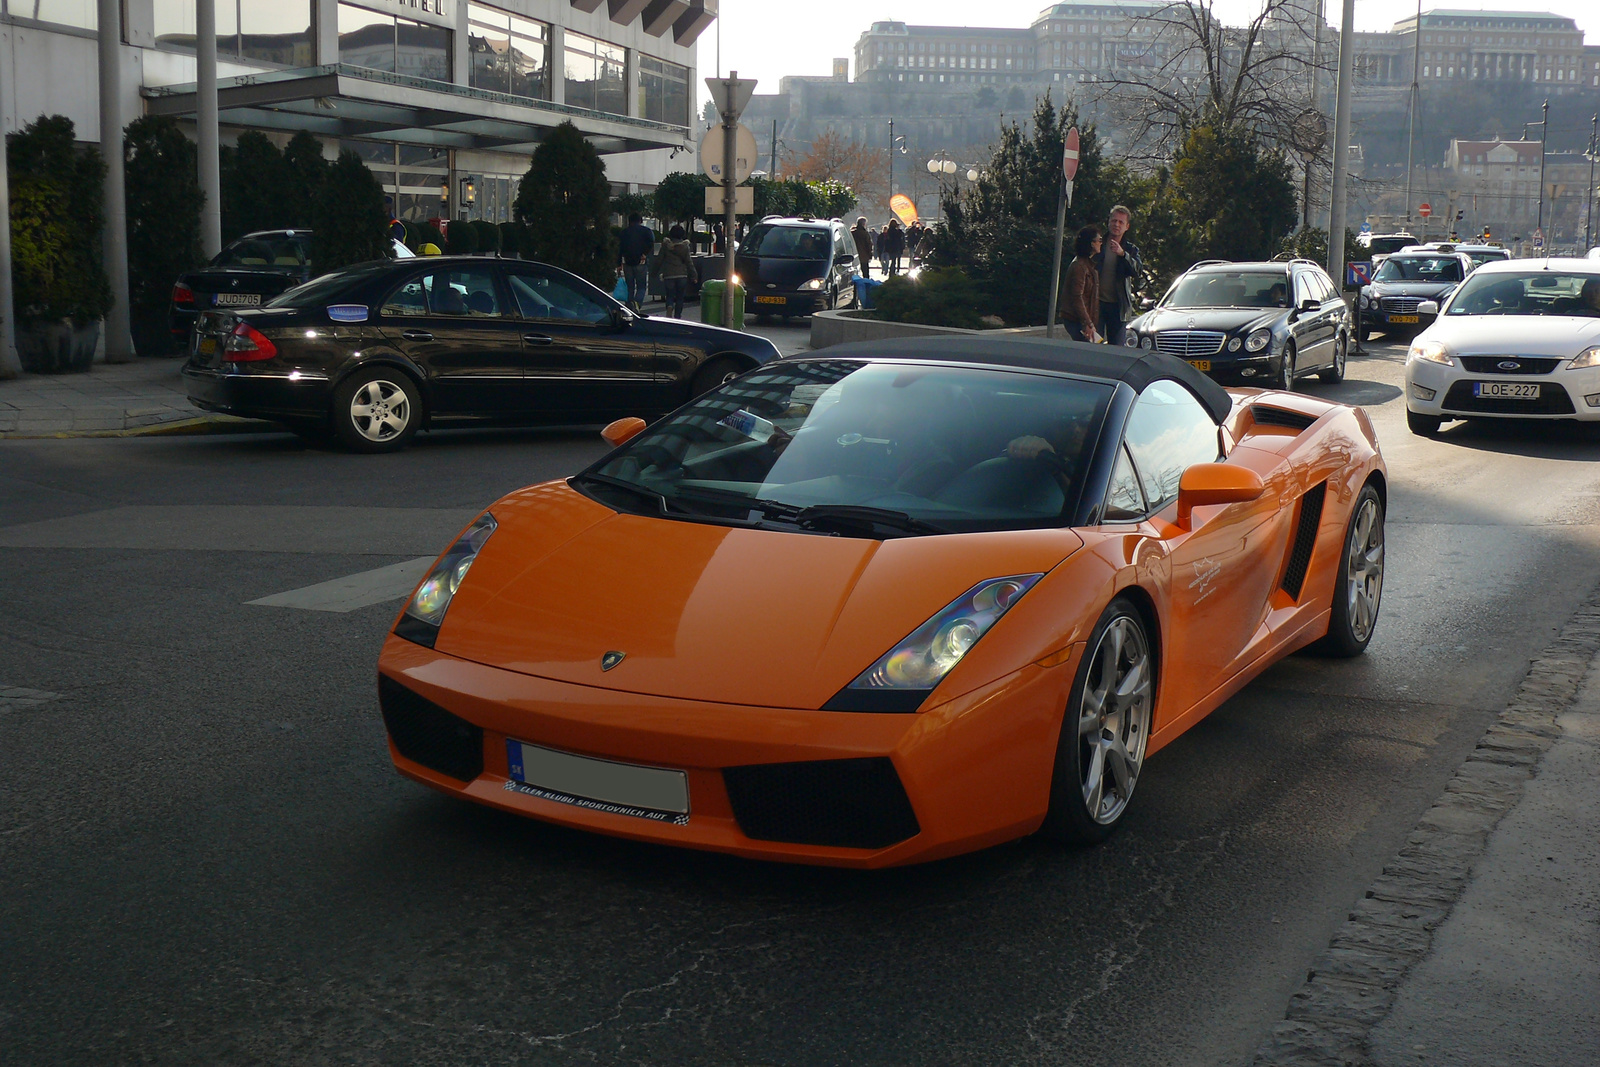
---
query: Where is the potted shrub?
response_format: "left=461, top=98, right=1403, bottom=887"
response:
left=310, top=150, right=392, bottom=273
left=6, top=115, right=112, bottom=373
left=124, top=115, right=204, bottom=357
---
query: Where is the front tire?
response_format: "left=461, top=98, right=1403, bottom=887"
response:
left=1275, top=343, right=1297, bottom=391
left=1041, top=598, right=1155, bottom=845
left=1407, top=410, right=1442, bottom=436
left=1320, top=333, right=1347, bottom=383
left=331, top=368, right=420, bottom=453
left=691, top=356, right=744, bottom=397
left=1312, top=483, right=1385, bottom=657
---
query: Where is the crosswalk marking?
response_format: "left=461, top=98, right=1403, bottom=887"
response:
left=248, top=557, right=435, bottom=613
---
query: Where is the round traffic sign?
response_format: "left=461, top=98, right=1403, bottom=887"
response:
left=1063, top=127, right=1081, bottom=182
left=1419, top=202, right=1432, bottom=218
left=699, top=123, right=759, bottom=184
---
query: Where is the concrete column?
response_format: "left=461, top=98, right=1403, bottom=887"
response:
left=1326, top=0, right=1355, bottom=292
left=315, top=0, right=339, bottom=66
left=549, top=26, right=566, bottom=104
left=98, top=0, right=134, bottom=361
left=197, top=0, right=222, bottom=259
left=0, top=24, right=20, bottom=378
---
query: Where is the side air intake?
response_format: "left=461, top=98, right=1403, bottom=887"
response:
left=1280, top=482, right=1327, bottom=600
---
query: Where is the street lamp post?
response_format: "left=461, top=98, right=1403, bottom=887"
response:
left=926, top=156, right=957, bottom=222
left=1584, top=113, right=1597, bottom=250
left=1537, top=98, right=1549, bottom=243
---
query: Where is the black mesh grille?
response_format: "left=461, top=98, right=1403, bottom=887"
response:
left=1251, top=405, right=1317, bottom=431
left=379, top=675, right=484, bottom=783
left=1458, top=356, right=1563, bottom=375
left=1281, top=482, right=1327, bottom=600
left=1442, top=380, right=1574, bottom=415
left=723, top=758, right=921, bottom=849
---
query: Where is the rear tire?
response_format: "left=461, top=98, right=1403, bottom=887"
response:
left=1040, top=597, right=1155, bottom=845
left=692, top=356, right=745, bottom=397
left=1407, top=410, right=1442, bottom=436
left=1320, top=333, right=1347, bottom=383
left=1311, top=483, right=1385, bottom=657
left=331, top=368, right=420, bottom=453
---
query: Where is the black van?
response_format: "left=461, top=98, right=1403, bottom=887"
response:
left=735, top=217, right=860, bottom=319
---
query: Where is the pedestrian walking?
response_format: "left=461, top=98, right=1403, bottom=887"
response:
left=872, top=226, right=885, bottom=277
left=883, top=220, right=906, bottom=277
left=712, top=222, right=726, bottom=256
left=906, top=221, right=924, bottom=266
left=1094, top=205, right=1143, bottom=346
left=617, top=212, right=655, bottom=311
left=851, top=216, right=874, bottom=272
left=659, top=224, right=696, bottom=318
left=1062, top=226, right=1103, bottom=344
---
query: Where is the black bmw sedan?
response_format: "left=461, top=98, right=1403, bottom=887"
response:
left=182, top=256, right=780, bottom=452
left=1123, top=259, right=1351, bottom=390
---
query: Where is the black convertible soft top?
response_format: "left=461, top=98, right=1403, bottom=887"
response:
left=809, top=336, right=1235, bottom=424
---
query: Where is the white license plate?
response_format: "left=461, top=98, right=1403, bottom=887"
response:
left=1473, top=382, right=1540, bottom=399
left=505, top=739, right=688, bottom=822
left=215, top=293, right=261, bottom=307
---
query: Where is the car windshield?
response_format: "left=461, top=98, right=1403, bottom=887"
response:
left=1374, top=256, right=1463, bottom=283
left=214, top=235, right=308, bottom=269
left=1164, top=271, right=1290, bottom=309
left=1365, top=237, right=1415, bottom=256
left=1444, top=271, right=1600, bottom=318
left=580, top=361, right=1114, bottom=536
left=1463, top=249, right=1508, bottom=268
left=745, top=224, right=833, bottom=259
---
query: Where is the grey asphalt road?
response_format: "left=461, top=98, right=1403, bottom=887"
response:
left=3, top=333, right=1599, bottom=1066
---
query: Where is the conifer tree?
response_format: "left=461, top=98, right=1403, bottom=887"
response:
left=514, top=121, right=615, bottom=287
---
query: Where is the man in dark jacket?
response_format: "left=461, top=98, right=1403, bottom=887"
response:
left=1093, top=205, right=1142, bottom=346
left=617, top=213, right=654, bottom=311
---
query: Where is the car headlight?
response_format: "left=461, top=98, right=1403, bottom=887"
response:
left=1569, top=345, right=1600, bottom=370
left=1227, top=336, right=1243, bottom=352
left=799, top=277, right=824, bottom=290
left=1123, top=331, right=1139, bottom=347
left=841, top=574, right=1042, bottom=697
left=395, top=512, right=497, bottom=646
left=1245, top=328, right=1272, bottom=353
left=1408, top=339, right=1455, bottom=366
left=1140, top=334, right=1154, bottom=350
left=1359, top=293, right=1371, bottom=308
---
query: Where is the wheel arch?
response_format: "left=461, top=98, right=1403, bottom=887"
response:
left=332, top=353, right=431, bottom=421
left=1112, top=582, right=1163, bottom=688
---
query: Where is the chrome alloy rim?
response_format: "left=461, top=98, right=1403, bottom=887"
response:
left=1334, top=333, right=1347, bottom=375
left=1346, top=496, right=1385, bottom=643
left=349, top=379, right=411, bottom=442
left=1077, top=616, right=1153, bottom=825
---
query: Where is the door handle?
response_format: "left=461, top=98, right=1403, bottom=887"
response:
left=523, top=334, right=554, bottom=346
left=401, top=330, right=433, bottom=341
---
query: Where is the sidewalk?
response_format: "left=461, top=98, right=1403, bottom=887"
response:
left=1253, top=591, right=1600, bottom=1066
left=0, top=356, right=261, bottom=438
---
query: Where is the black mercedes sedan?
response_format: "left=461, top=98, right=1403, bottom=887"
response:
left=1123, top=259, right=1351, bottom=389
left=1355, top=251, right=1472, bottom=341
left=182, top=256, right=781, bottom=452
left=736, top=217, right=859, bottom=320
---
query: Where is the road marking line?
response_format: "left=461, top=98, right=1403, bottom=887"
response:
left=0, top=686, right=61, bottom=713
left=248, top=557, right=434, bottom=613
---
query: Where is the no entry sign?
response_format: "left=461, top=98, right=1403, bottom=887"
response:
left=1063, top=127, right=1081, bottom=182
left=1419, top=202, right=1432, bottom=218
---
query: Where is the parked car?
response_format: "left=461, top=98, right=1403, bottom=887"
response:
left=1123, top=259, right=1352, bottom=389
left=1356, top=250, right=1474, bottom=341
left=169, top=229, right=413, bottom=342
left=1403, top=258, right=1600, bottom=436
left=735, top=217, right=860, bottom=320
left=182, top=255, right=780, bottom=451
left=377, top=337, right=1388, bottom=864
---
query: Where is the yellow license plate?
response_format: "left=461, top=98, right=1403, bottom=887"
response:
left=198, top=337, right=217, bottom=355
left=753, top=295, right=785, bottom=305
left=1188, top=360, right=1211, bottom=371
left=1388, top=314, right=1419, bottom=323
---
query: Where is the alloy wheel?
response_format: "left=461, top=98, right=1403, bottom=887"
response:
left=349, top=378, right=412, bottom=443
left=1345, top=495, right=1385, bottom=644
left=1076, top=615, right=1154, bottom=825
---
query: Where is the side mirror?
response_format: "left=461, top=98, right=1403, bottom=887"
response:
left=600, top=417, right=647, bottom=448
left=1298, top=297, right=1320, bottom=313
left=1417, top=300, right=1440, bottom=316
left=1176, top=463, right=1265, bottom=529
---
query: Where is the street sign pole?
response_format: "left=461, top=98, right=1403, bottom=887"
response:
left=706, top=72, right=756, bottom=329
left=1046, top=128, right=1080, bottom=340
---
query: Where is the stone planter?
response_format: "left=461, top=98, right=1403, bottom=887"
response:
left=16, top=319, right=101, bottom=374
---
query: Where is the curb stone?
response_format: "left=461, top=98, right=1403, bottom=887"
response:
left=1250, top=589, right=1600, bottom=1067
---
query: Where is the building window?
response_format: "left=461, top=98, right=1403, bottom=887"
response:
left=3, top=0, right=95, bottom=30
left=338, top=3, right=450, bottom=83
left=152, top=1, right=314, bottom=66
left=468, top=4, right=549, bottom=100
left=637, top=54, right=689, bottom=127
left=565, top=30, right=626, bottom=116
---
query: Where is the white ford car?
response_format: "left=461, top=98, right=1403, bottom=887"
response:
left=1404, top=258, right=1600, bottom=435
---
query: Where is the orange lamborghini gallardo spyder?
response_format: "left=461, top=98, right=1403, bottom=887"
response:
left=377, top=338, right=1387, bottom=867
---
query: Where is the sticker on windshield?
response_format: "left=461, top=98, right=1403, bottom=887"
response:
left=717, top=408, right=778, bottom=444
left=326, top=304, right=369, bottom=323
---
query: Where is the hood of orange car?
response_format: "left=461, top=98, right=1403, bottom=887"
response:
left=434, top=480, right=1084, bottom=709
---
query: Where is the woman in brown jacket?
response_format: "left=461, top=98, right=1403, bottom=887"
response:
left=1061, top=225, right=1103, bottom=343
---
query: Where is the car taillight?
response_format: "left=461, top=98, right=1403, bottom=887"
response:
left=172, top=283, right=195, bottom=306
left=223, top=321, right=278, bottom=362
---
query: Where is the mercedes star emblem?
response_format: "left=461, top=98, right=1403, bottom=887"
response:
left=601, top=651, right=626, bottom=671
left=1187, top=317, right=1195, bottom=328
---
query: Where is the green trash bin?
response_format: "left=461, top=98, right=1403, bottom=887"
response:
left=699, top=279, right=746, bottom=330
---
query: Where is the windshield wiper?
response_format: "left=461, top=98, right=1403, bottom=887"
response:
left=792, top=505, right=950, bottom=537
left=573, top=472, right=676, bottom=514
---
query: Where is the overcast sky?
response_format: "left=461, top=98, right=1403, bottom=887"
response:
left=695, top=0, right=1599, bottom=100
